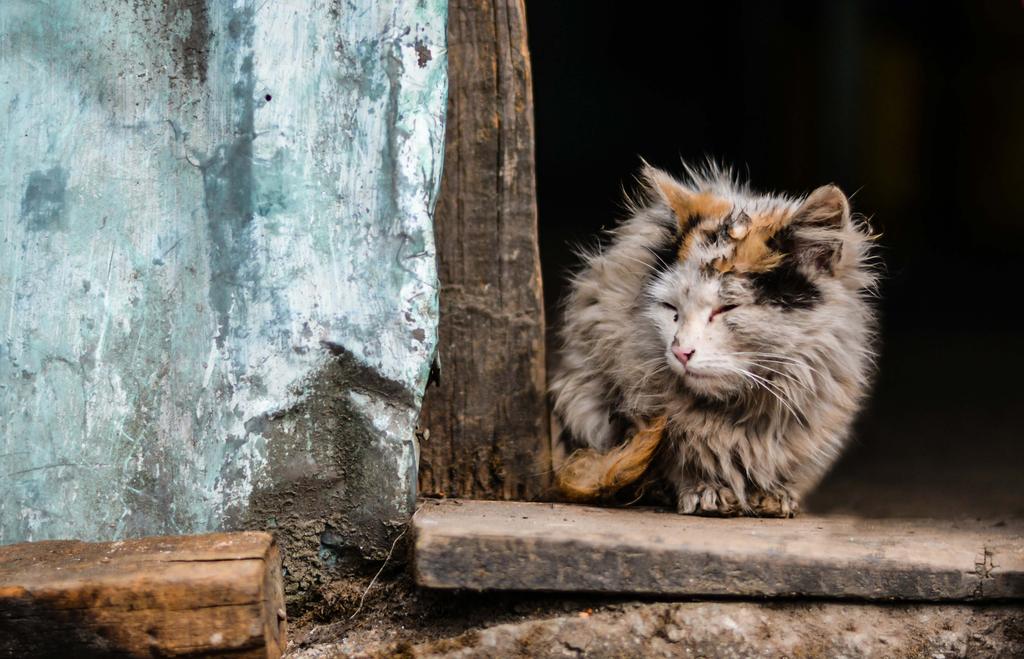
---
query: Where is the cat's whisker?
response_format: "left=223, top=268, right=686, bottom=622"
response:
left=635, top=369, right=669, bottom=390
left=643, top=245, right=672, bottom=271
left=634, top=356, right=670, bottom=368
left=720, top=365, right=807, bottom=426
left=742, top=361, right=813, bottom=389
left=617, top=253, right=658, bottom=274
left=728, top=352, right=827, bottom=379
left=728, top=351, right=809, bottom=364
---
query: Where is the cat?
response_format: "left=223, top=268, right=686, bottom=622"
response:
left=550, top=162, right=878, bottom=517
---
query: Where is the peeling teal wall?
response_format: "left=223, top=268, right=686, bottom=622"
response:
left=0, top=0, right=446, bottom=581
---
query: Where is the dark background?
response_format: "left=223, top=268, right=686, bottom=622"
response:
left=526, top=0, right=1023, bottom=517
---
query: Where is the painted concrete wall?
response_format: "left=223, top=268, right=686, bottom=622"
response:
left=0, top=0, right=446, bottom=587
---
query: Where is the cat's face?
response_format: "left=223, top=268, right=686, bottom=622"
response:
left=646, top=260, right=813, bottom=400
left=647, top=268, right=750, bottom=398
left=641, top=169, right=855, bottom=401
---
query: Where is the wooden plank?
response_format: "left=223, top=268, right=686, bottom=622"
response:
left=414, top=499, right=1024, bottom=601
left=417, top=0, right=550, bottom=500
left=0, top=532, right=286, bottom=658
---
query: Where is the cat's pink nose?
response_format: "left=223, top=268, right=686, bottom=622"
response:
left=672, top=346, right=695, bottom=365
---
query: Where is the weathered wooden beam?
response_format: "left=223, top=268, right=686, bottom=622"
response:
left=0, top=532, right=286, bottom=658
left=414, top=499, right=1024, bottom=600
left=417, top=0, right=550, bottom=500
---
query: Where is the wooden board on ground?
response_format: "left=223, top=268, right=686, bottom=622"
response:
left=0, top=532, right=286, bottom=658
left=414, top=499, right=1024, bottom=601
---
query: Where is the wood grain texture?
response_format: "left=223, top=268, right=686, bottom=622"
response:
left=418, top=0, right=549, bottom=500
left=0, top=532, right=286, bottom=658
left=414, top=499, right=1024, bottom=601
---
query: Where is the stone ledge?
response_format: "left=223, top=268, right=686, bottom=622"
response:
left=414, top=499, right=1024, bottom=600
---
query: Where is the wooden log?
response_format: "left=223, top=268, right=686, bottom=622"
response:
left=0, top=532, right=286, bottom=658
left=417, top=0, right=550, bottom=500
left=414, top=499, right=1024, bottom=601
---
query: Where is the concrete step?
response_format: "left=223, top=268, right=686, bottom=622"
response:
left=413, top=499, right=1024, bottom=600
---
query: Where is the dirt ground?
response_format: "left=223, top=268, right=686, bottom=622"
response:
left=283, top=567, right=1023, bottom=658
left=284, top=565, right=628, bottom=657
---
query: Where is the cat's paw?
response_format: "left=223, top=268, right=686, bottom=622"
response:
left=676, top=484, right=741, bottom=516
left=749, top=491, right=799, bottom=518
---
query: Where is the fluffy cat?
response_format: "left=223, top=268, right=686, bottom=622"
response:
left=550, top=163, right=878, bottom=517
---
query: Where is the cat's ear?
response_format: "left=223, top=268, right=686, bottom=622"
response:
left=641, top=165, right=698, bottom=225
left=788, top=185, right=850, bottom=273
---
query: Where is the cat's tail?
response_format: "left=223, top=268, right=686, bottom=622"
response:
left=556, top=416, right=667, bottom=501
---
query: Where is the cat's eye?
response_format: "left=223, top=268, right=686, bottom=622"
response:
left=659, top=301, right=678, bottom=323
left=710, top=304, right=739, bottom=321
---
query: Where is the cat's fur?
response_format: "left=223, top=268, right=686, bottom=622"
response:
left=550, top=163, right=878, bottom=516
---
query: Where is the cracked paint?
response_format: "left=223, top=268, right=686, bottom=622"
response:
left=0, top=0, right=447, bottom=567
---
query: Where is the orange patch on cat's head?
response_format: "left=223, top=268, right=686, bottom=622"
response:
left=731, top=208, right=792, bottom=272
left=674, top=193, right=734, bottom=261
left=702, top=208, right=795, bottom=274
left=643, top=167, right=733, bottom=261
left=645, top=167, right=731, bottom=223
